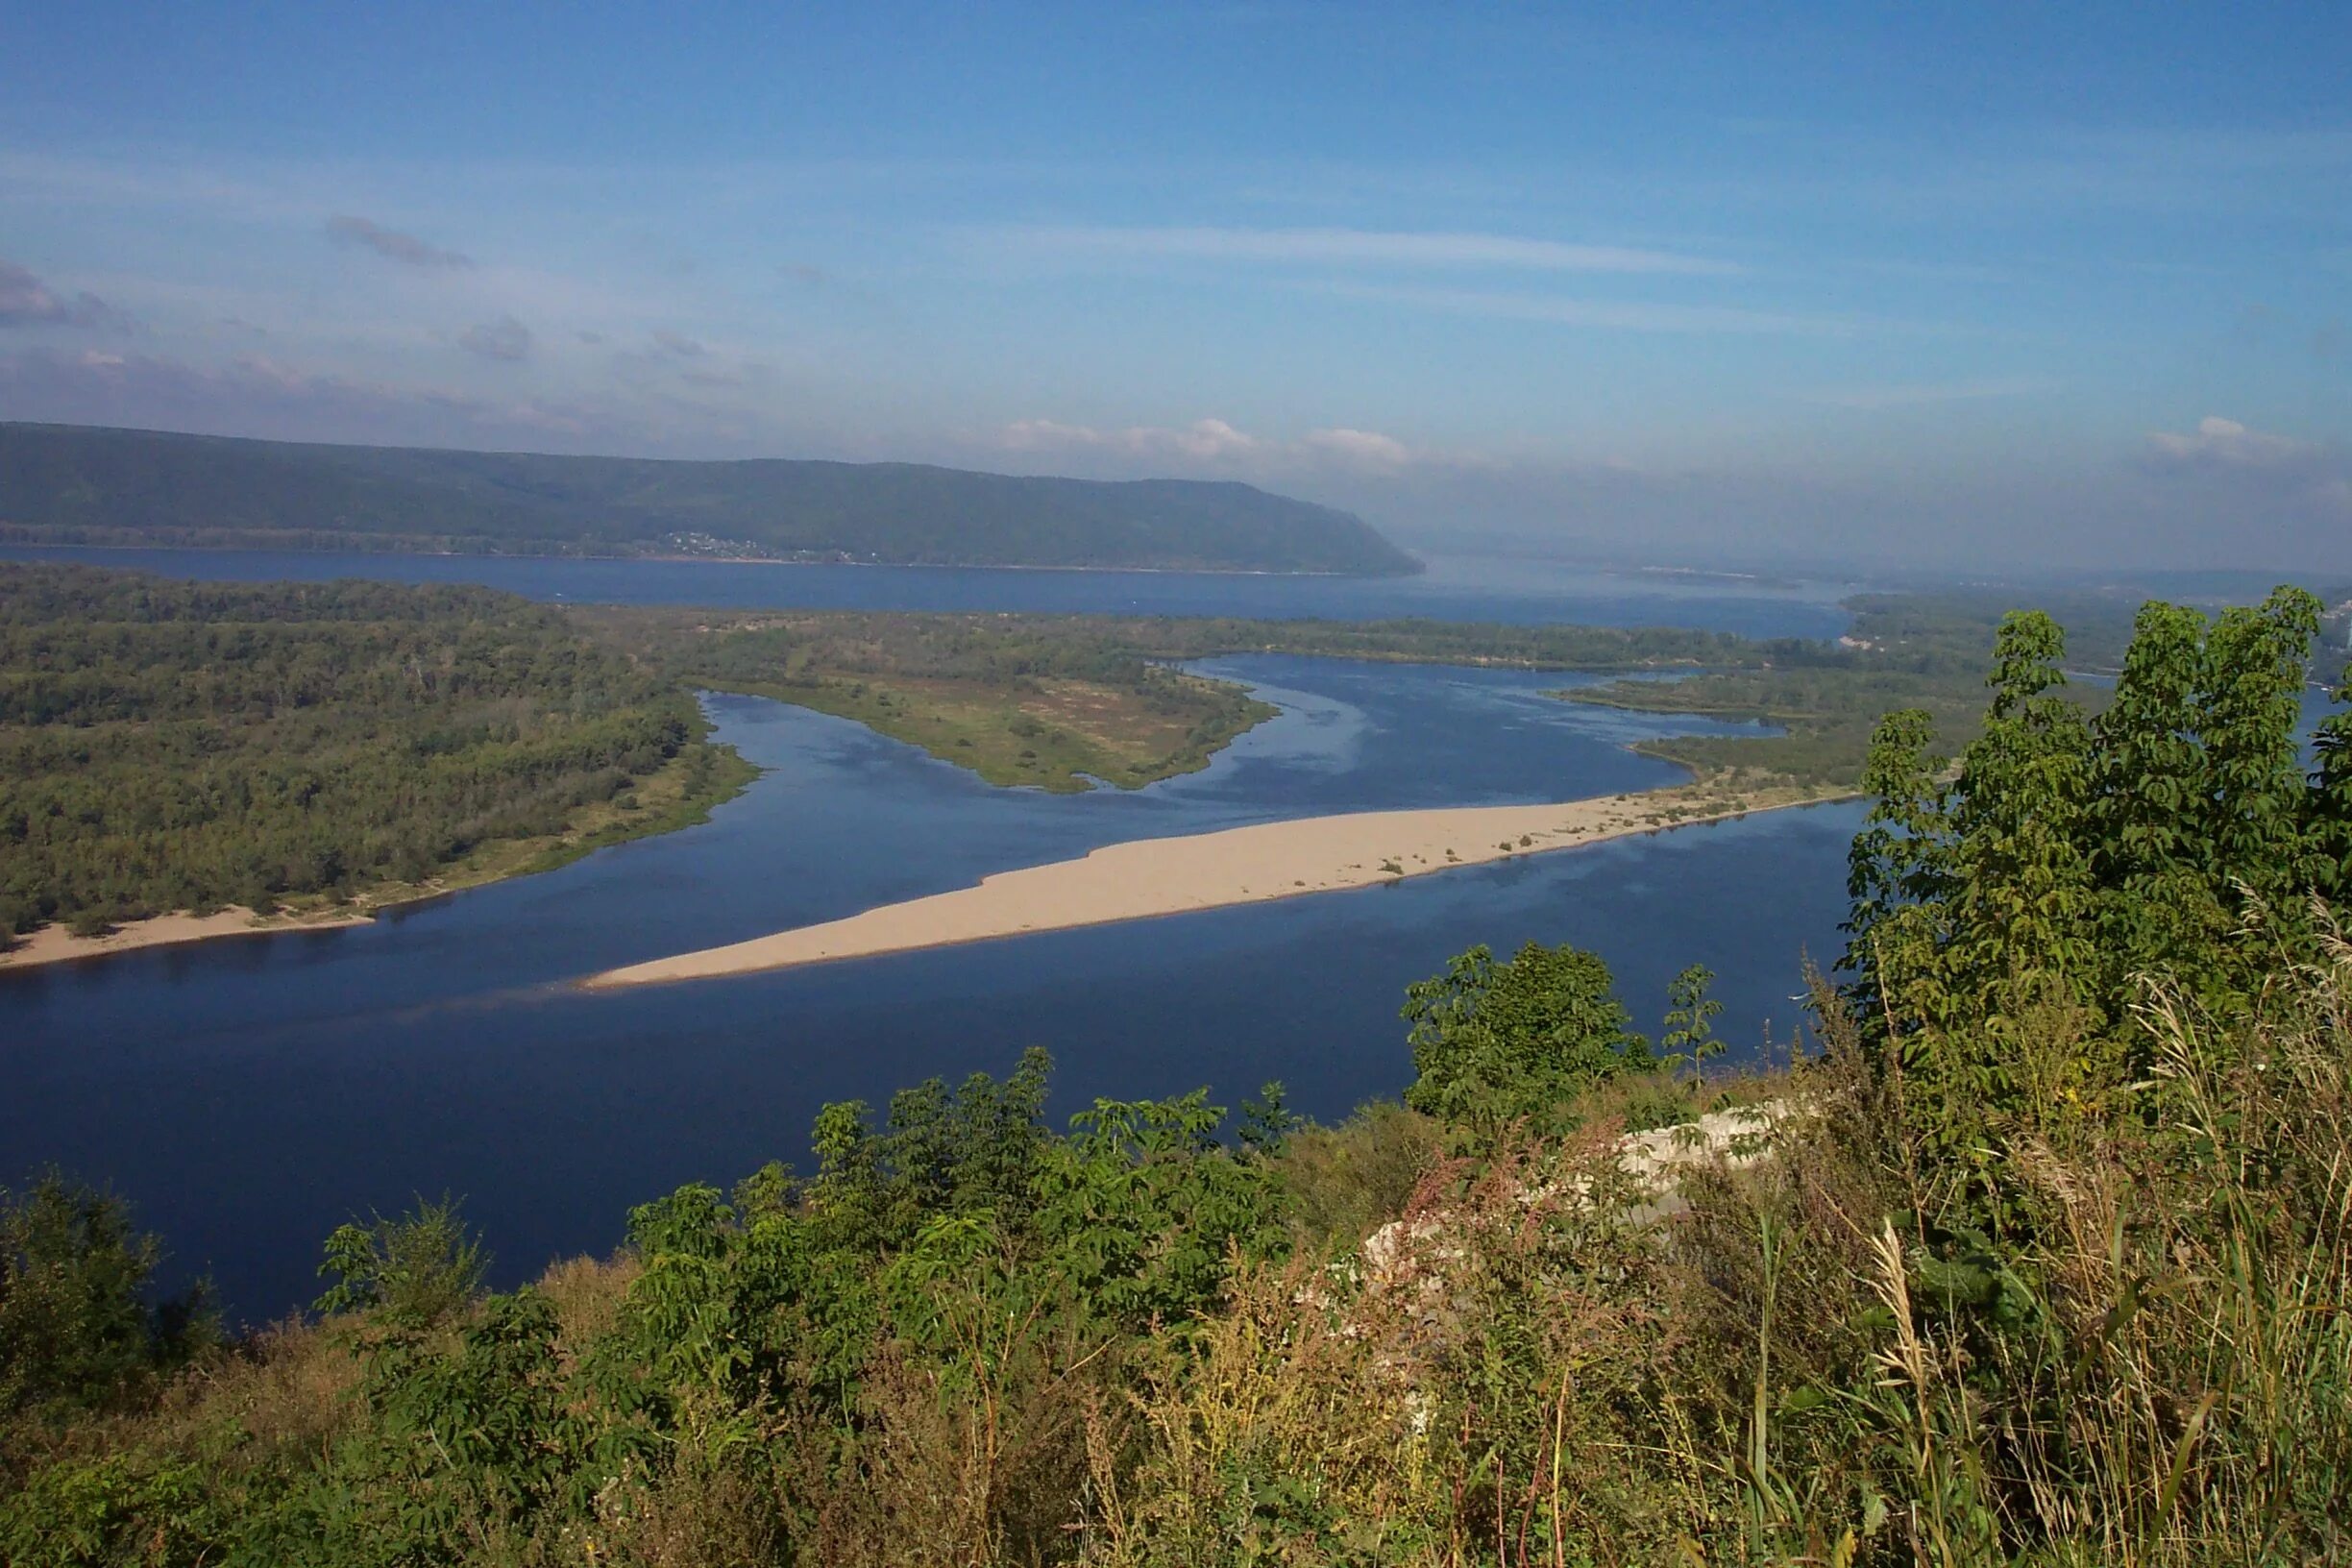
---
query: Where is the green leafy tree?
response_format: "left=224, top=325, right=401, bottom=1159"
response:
left=1402, top=941, right=1651, bottom=1135
left=313, top=1194, right=488, bottom=1330
left=2083, top=600, right=2225, bottom=981
left=1942, top=610, right=2097, bottom=1015
left=2309, top=656, right=2352, bottom=903
left=2197, top=586, right=2324, bottom=909
left=1661, top=963, right=1724, bottom=1072
left=1841, top=707, right=1955, bottom=1036
left=0, top=1174, right=209, bottom=1419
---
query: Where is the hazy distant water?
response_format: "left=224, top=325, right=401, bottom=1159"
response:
left=0, top=546, right=1855, bottom=638
left=0, top=654, right=1863, bottom=1320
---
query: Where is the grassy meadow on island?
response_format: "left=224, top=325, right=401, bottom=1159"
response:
left=5, top=585, right=2351, bottom=1564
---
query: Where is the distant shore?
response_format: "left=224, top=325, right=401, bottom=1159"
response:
left=0, top=538, right=1420, bottom=579
left=581, top=780, right=1853, bottom=991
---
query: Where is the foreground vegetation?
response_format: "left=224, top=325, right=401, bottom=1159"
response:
left=6, top=586, right=2350, bottom=1563
left=0, top=567, right=754, bottom=943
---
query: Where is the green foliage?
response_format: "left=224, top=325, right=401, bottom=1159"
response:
left=1402, top=941, right=1653, bottom=1136
left=1661, top=962, right=1724, bottom=1068
left=0, top=565, right=747, bottom=934
left=0, top=1173, right=208, bottom=1424
left=313, top=1194, right=488, bottom=1330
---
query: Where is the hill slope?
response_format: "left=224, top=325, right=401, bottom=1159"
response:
left=0, top=422, right=1421, bottom=575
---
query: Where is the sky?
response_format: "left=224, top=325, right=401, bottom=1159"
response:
left=1, top=2, right=2346, bottom=575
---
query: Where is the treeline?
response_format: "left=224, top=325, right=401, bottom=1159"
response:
left=0, top=566, right=744, bottom=940
left=6, top=587, right=2350, bottom=1563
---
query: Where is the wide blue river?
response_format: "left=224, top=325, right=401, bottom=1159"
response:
left=0, top=551, right=1868, bottom=1322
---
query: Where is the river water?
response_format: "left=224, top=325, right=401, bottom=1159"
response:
left=0, top=552, right=1868, bottom=1321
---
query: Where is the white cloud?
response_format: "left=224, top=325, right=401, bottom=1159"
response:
left=2140, top=416, right=2350, bottom=524
left=1001, top=416, right=1262, bottom=462
left=1300, top=427, right=1411, bottom=466
left=2145, top=415, right=2312, bottom=469
left=1000, top=225, right=1738, bottom=277
left=1000, top=415, right=1427, bottom=472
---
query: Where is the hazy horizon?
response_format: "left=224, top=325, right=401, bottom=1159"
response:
left=2, top=5, right=2345, bottom=576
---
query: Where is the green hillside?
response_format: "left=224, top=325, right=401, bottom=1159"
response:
left=0, top=422, right=1422, bottom=575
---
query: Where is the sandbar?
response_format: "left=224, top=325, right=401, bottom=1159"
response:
left=581, top=781, right=1847, bottom=990
left=0, top=906, right=373, bottom=972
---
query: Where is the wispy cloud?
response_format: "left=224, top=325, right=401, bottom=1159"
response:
left=326, top=213, right=474, bottom=269
left=457, top=314, right=532, bottom=362
left=999, top=224, right=1739, bottom=277
left=1328, top=281, right=1891, bottom=336
left=651, top=330, right=705, bottom=357
left=0, top=345, right=603, bottom=447
left=1800, top=377, right=2050, bottom=409
left=0, top=257, right=139, bottom=332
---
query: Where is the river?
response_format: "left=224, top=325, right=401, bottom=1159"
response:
left=0, top=555, right=1867, bottom=1322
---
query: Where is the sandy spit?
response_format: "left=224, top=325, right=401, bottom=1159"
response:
left=0, top=906, right=374, bottom=972
left=581, top=783, right=1848, bottom=991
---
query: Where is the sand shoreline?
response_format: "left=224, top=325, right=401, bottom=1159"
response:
left=0, top=906, right=376, bottom=972
left=581, top=782, right=1852, bottom=991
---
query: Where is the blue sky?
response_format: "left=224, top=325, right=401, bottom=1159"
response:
left=1, top=2, right=2346, bottom=572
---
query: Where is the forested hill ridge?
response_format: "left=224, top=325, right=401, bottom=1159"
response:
left=0, top=421, right=1422, bottom=575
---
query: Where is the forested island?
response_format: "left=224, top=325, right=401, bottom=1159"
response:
left=0, top=569, right=756, bottom=951
left=6, top=591, right=2350, bottom=1563
left=0, top=422, right=1422, bottom=575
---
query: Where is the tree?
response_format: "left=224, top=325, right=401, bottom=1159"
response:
left=1942, top=611, right=2096, bottom=1015
left=1841, top=707, right=1954, bottom=1036
left=2196, top=586, right=2324, bottom=909
left=0, top=1175, right=208, bottom=1417
left=1661, top=963, right=1724, bottom=1074
left=314, top=1194, right=488, bottom=1330
left=1402, top=941, right=1651, bottom=1135
left=2082, top=600, right=2223, bottom=980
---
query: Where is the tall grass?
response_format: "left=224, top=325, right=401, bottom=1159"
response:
left=1084, top=932, right=2352, bottom=1566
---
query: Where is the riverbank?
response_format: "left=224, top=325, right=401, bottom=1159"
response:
left=0, top=906, right=375, bottom=970
left=581, top=779, right=1853, bottom=990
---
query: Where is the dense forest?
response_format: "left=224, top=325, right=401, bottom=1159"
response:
left=0, top=423, right=1421, bottom=576
left=0, top=566, right=752, bottom=942
left=6, top=589, right=2350, bottom=1564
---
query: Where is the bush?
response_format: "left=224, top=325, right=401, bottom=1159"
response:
left=0, top=1174, right=208, bottom=1424
left=313, top=1194, right=487, bottom=1330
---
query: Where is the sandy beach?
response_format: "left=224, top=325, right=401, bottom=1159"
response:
left=582, top=781, right=1847, bottom=990
left=0, top=906, right=374, bottom=972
